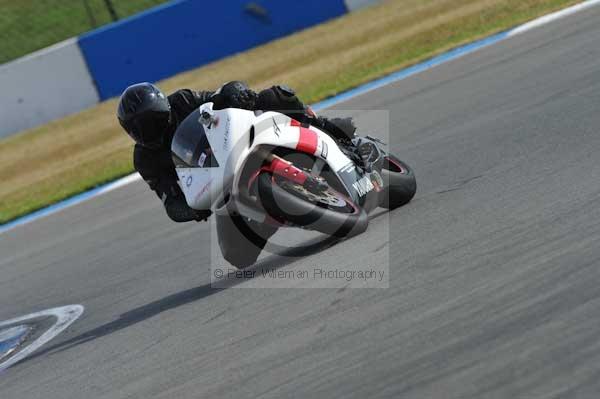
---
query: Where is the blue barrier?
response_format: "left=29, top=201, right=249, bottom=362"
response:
left=78, top=0, right=348, bottom=100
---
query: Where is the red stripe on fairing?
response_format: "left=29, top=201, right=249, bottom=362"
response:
left=289, top=118, right=318, bottom=155
left=297, top=127, right=318, bottom=154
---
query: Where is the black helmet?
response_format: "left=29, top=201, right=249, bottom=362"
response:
left=117, top=83, right=171, bottom=149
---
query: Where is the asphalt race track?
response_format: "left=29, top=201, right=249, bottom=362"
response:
left=3, top=7, right=600, bottom=399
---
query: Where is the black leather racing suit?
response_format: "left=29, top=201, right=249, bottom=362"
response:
left=134, top=84, right=356, bottom=223
left=133, top=89, right=213, bottom=223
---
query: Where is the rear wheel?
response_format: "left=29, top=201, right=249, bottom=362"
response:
left=257, top=173, right=368, bottom=238
left=380, top=155, right=416, bottom=209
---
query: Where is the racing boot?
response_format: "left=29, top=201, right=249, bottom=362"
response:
left=314, top=116, right=378, bottom=171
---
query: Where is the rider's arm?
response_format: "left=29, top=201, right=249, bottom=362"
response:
left=256, top=85, right=356, bottom=140
left=134, top=145, right=211, bottom=223
left=168, top=89, right=215, bottom=124
left=256, top=85, right=307, bottom=116
left=210, top=81, right=258, bottom=110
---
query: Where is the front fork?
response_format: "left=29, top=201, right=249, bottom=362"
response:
left=246, top=152, right=328, bottom=194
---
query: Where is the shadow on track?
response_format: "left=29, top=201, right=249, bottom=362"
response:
left=17, top=233, right=346, bottom=366
left=17, top=210, right=392, bottom=368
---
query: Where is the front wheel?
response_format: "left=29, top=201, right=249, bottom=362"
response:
left=380, top=155, right=417, bottom=209
left=257, top=173, right=368, bottom=238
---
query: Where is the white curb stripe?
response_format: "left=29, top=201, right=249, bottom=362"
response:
left=507, top=0, right=600, bottom=37
left=0, top=305, right=85, bottom=372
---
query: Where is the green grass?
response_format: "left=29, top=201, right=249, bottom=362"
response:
left=0, top=0, right=584, bottom=224
left=0, top=0, right=169, bottom=64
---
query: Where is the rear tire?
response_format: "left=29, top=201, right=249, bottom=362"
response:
left=380, top=155, right=416, bottom=209
left=257, top=173, right=368, bottom=238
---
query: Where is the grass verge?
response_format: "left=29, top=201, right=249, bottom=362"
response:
left=0, top=0, right=169, bottom=64
left=0, top=0, right=582, bottom=224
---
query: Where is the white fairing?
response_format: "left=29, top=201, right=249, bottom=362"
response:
left=175, top=103, right=354, bottom=215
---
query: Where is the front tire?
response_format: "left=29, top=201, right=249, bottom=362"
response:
left=257, top=173, right=368, bottom=238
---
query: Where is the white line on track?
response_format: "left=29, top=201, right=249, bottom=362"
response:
left=507, top=0, right=600, bottom=37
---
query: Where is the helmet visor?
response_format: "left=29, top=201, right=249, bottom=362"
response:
left=128, top=111, right=171, bottom=148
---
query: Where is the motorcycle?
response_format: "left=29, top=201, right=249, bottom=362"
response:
left=172, top=103, right=416, bottom=266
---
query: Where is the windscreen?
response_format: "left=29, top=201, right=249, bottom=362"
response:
left=171, top=109, right=219, bottom=168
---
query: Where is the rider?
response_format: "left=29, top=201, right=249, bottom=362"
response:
left=117, top=81, right=360, bottom=224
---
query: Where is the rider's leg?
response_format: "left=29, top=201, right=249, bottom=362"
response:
left=319, top=117, right=357, bottom=141
left=317, top=117, right=378, bottom=171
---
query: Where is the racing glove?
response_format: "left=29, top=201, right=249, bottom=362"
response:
left=162, top=190, right=212, bottom=223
